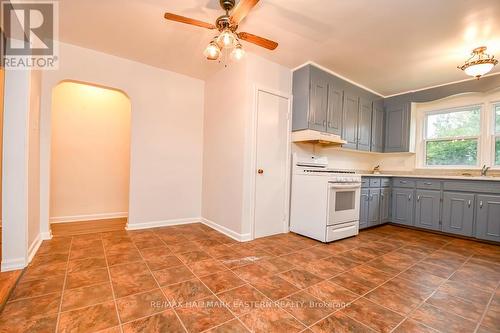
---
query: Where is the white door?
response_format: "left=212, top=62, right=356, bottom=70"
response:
left=254, top=90, right=289, bottom=238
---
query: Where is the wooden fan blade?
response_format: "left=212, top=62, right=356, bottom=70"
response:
left=164, top=13, right=216, bottom=30
left=238, top=32, right=278, bottom=50
left=230, top=0, right=259, bottom=25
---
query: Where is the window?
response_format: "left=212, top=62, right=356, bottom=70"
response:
left=495, top=103, right=500, bottom=165
left=424, top=106, right=481, bottom=166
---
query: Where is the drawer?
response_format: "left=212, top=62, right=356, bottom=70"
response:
left=393, top=178, right=416, bottom=188
left=369, top=178, right=381, bottom=187
left=443, top=181, right=500, bottom=194
left=417, top=179, right=441, bottom=190
left=326, top=222, right=359, bottom=242
left=361, top=178, right=369, bottom=188
left=380, top=178, right=391, bottom=187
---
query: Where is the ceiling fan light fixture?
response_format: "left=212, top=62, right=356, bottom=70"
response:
left=231, top=43, right=245, bottom=60
left=204, top=40, right=221, bottom=60
left=458, top=46, right=498, bottom=79
left=218, top=28, right=236, bottom=47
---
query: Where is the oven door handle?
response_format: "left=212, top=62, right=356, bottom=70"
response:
left=329, top=183, right=362, bottom=189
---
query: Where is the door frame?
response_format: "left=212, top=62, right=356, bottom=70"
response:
left=248, top=85, right=292, bottom=240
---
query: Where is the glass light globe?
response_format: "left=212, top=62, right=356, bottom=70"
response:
left=204, top=41, right=220, bottom=60
left=231, top=44, right=245, bottom=60
left=218, top=29, right=235, bottom=47
left=464, top=63, right=495, bottom=77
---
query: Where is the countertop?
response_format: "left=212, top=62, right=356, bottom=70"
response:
left=358, top=174, right=500, bottom=181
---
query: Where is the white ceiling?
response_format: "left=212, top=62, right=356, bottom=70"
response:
left=59, top=0, right=500, bottom=96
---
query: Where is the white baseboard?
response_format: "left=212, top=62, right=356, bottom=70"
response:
left=1, top=257, right=26, bottom=272
left=40, top=230, right=53, bottom=240
left=27, top=233, right=42, bottom=264
left=126, top=217, right=201, bottom=231
left=201, top=218, right=251, bottom=242
left=50, top=212, right=128, bottom=223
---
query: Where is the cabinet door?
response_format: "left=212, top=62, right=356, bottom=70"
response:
left=442, top=192, right=474, bottom=236
left=415, top=190, right=441, bottom=231
left=326, top=85, right=343, bottom=135
left=359, top=189, right=369, bottom=229
left=357, top=98, right=372, bottom=151
left=385, top=103, right=410, bottom=152
left=368, top=188, right=380, bottom=227
left=371, top=103, right=385, bottom=152
left=342, top=93, right=359, bottom=149
left=309, top=69, right=328, bottom=131
left=476, top=195, right=500, bottom=242
left=392, top=188, right=414, bottom=226
left=380, top=188, right=391, bottom=223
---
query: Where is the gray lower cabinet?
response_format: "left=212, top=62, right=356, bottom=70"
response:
left=414, top=190, right=441, bottom=231
left=384, top=103, right=410, bottom=152
left=368, top=189, right=381, bottom=227
left=360, top=189, right=369, bottom=229
left=392, top=188, right=414, bottom=226
left=476, top=195, right=500, bottom=242
left=442, top=192, right=474, bottom=237
left=342, top=93, right=359, bottom=149
left=380, top=188, right=391, bottom=222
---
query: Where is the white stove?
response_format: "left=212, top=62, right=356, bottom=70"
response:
left=290, top=154, right=361, bottom=242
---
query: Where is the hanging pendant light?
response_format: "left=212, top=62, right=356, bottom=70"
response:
left=458, top=46, right=498, bottom=79
left=204, top=38, right=221, bottom=60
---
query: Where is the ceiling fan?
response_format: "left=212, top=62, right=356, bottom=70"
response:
left=164, top=0, right=278, bottom=61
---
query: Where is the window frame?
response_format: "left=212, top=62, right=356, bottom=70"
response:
left=493, top=102, right=500, bottom=166
left=422, top=105, right=482, bottom=168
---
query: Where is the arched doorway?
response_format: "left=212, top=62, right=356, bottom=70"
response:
left=49, top=81, right=131, bottom=236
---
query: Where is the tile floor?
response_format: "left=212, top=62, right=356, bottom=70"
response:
left=0, top=223, right=499, bottom=333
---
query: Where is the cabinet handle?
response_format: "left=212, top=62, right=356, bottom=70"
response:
left=323, top=120, right=327, bottom=126
left=408, top=194, right=412, bottom=201
left=381, top=193, right=384, bottom=198
left=480, top=201, right=483, bottom=209
left=468, top=200, right=471, bottom=208
left=400, top=181, right=407, bottom=184
left=417, top=195, right=421, bottom=202
left=424, top=182, right=432, bottom=185
left=328, top=122, right=332, bottom=127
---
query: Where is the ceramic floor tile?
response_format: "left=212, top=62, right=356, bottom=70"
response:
left=177, top=250, right=211, bottom=264
left=61, top=282, right=113, bottom=312
left=145, top=255, right=184, bottom=271
left=69, top=246, right=105, bottom=260
left=217, top=284, right=270, bottom=316
left=426, top=290, right=486, bottom=322
left=250, top=275, right=300, bottom=301
left=393, top=319, right=440, bottom=333
left=410, top=303, right=477, bottom=333
left=162, top=278, right=213, bottom=305
left=153, top=264, right=194, bottom=286
left=2, top=292, right=61, bottom=321
left=239, top=305, right=305, bottom=333
left=205, top=319, right=249, bottom=333
left=10, top=276, right=64, bottom=300
left=66, top=267, right=109, bottom=290
left=232, top=264, right=273, bottom=283
left=175, top=296, right=235, bottom=333
left=200, top=270, right=246, bottom=294
left=67, top=257, right=107, bottom=273
left=437, top=280, right=493, bottom=306
left=57, top=301, right=119, bottom=333
left=306, top=280, right=358, bottom=309
left=121, top=310, right=185, bottom=333
left=341, top=297, right=405, bottom=333
left=188, top=258, right=228, bottom=276
left=106, top=249, right=143, bottom=267
left=109, top=261, right=158, bottom=298
left=279, top=268, right=323, bottom=289
left=116, top=288, right=167, bottom=323
left=256, top=257, right=295, bottom=274
left=280, top=290, right=335, bottom=326
left=311, top=311, right=376, bottom=333
left=0, top=313, right=58, bottom=333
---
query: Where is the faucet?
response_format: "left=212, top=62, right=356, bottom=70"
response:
left=373, top=165, right=380, bottom=174
left=481, top=165, right=490, bottom=176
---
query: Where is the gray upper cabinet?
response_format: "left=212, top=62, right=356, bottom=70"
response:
left=476, top=195, right=500, bottom=242
left=415, top=190, right=441, bottom=231
left=309, top=67, right=329, bottom=131
left=360, top=189, right=369, bottom=229
left=342, top=93, right=359, bottom=149
left=380, top=187, right=391, bottom=222
left=371, top=102, right=385, bottom=152
left=392, top=188, right=414, bottom=226
left=357, top=98, right=372, bottom=151
left=368, top=188, right=380, bottom=226
left=385, top=103, right=410, bottom=152
left=442, top=192, right=474, bottom=237
left=326, top=85, right=343, bottom=135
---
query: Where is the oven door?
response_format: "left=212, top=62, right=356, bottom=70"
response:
left=327, top=182, right=361, bottom=225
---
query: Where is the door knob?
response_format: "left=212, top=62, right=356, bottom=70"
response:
left=257, top=169, right=264, bottom=174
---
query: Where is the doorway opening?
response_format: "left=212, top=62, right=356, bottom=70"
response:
left=49, top=81, right=131, bottom=236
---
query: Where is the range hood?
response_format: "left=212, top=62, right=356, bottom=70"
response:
left=291, top=130, right=347, bottom=145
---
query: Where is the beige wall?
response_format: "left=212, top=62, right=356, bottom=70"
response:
left=49, top=82, right=131, bottom=221
left=0, top=67, right=3, bottom=225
